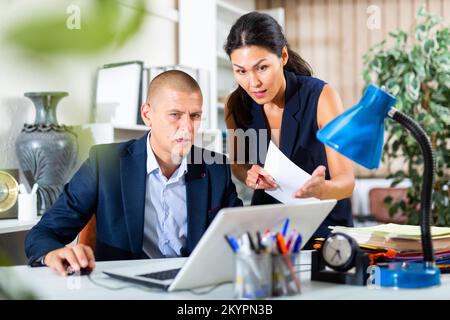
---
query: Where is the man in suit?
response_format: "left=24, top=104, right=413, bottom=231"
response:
left=25, top=70, right=243, bottom=276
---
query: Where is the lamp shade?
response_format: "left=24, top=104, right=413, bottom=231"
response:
left=316, top=85, right=397, bottom=169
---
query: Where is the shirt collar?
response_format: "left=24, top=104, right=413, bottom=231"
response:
left=146, top=132, right=188, bottom=177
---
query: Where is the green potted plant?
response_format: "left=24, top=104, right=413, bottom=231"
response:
left=362, top=7, right=450, bottom=226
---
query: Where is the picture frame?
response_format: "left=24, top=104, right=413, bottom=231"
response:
left=94, top=61, right=144, bottom=126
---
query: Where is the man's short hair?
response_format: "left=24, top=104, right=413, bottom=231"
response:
left=147, top=69, right=202, bottom=103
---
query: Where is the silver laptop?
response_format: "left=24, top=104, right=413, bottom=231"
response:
left=103, top=199, right=337, bottom=291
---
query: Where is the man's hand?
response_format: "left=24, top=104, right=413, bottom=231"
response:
left=44, top=244, right=95, bottom=276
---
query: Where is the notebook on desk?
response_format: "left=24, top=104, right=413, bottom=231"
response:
left=103, top=199, right=337, bottom=291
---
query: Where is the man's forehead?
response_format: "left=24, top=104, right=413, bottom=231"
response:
left=155, top=89, right=202, bottom=110
left=163, top=87, right=201, bottom=99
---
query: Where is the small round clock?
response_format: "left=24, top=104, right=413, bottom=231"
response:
left=0, top=171, right=19, bottom=214
left=321, top=232, right=360, bottom=272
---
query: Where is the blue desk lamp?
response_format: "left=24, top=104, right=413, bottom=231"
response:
left=317, top=85, right=440, bottom=288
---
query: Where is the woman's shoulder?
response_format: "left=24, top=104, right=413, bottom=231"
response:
left=288, top=74, right=328, bottom=103
left=295, top=74, right=327, bottom=90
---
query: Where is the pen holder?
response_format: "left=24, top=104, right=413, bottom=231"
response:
left=18, top=192, right=38, bottom=222
left=233, top=252, right=272, bottom=299
left=272, top=253, right=301, bottom=296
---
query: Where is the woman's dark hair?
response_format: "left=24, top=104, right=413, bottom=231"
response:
left=224, top=11, right=313, bottom=127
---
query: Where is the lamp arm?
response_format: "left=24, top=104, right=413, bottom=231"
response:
left=388, top=107, right=435, bottom=264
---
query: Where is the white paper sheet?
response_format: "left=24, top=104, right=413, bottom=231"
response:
left=264, top=141, right=319, bottom=204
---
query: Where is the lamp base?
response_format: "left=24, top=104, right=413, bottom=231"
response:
left=377, top=262, right=441, bottom=288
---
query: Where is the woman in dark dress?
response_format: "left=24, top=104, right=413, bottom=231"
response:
left=223, top=12, right=355, bottom=247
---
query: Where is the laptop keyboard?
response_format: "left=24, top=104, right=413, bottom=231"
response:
left=137, top=268, right=181, bottom=281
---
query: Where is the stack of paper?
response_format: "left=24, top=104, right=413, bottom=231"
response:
left=330, top=223, right=450, bottom=272
left=330, top=223, right=450, bottom=252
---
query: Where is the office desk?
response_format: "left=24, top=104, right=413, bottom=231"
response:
left=1, top=252, right=449, bottom=300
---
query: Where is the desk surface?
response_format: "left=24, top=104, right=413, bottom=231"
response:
left=1, top=252, right=449, bottom=300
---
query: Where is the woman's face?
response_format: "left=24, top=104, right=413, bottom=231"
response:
left=230, top=45, right=288, bottom=105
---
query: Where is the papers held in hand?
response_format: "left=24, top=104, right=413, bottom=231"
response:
left=263, top=141, right=319, bottom=204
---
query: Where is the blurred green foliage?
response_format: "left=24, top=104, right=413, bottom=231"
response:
left=4, top=0, right=146, bottom=56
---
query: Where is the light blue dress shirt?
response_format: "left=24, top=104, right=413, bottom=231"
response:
left=142, top=133, right=188, bottom=258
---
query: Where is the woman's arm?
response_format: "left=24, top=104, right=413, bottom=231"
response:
left=294, top=84, right=355, bottom=200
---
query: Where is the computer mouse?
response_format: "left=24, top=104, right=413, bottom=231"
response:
left=80, top=267, right=93, bottom=275
left=64, top=262, right=93, bottom=276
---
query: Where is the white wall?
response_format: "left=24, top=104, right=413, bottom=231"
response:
left=224, top=0, right=255, bottom=11
left=0, top=0, right=178, bottom=169
left=179, top=0, right=255, bottom=130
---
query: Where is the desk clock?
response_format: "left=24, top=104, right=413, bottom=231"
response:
left=311, top=232, right=370, bottom=286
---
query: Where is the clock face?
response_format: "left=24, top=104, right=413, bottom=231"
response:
left=0, top=171, right=18, bottom=213
left=322, top=233, right=355, bottom=271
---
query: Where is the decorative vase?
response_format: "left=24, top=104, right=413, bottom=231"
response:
left=15, top=92, right=78, bottom=216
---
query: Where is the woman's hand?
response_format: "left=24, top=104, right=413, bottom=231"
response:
left=293, top=165, right=327, bottom=199
left=246, top=165, right=277, bottom=190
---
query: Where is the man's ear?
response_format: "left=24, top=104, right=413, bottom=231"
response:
left=281, top=46, right=289, bottom=66
left=140, top=102, right=152, bottom=127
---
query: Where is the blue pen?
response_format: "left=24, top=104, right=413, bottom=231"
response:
left=292, top=234, right=303, bottom=253
left=224, top=234, right=240, bottom=252
left=282, top=218, right=290, bottom=237
left=286, top=230, right=296, bottom=251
